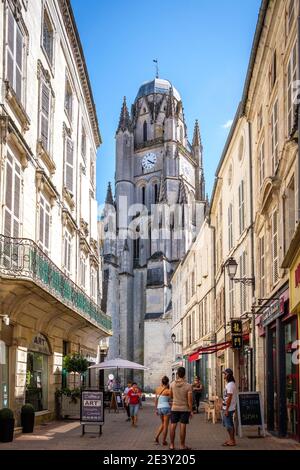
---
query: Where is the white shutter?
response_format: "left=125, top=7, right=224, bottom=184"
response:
left=4, top=153, right=21, bottom=237
left=272, top=211, right=279, bottom=284
left=271, top=101, right=279, bottom=173
left=65, top=138, right=74, bottom=193
left=6, top=8, right=23, bottom=102
left=40, top=82, right=50, bottom=151
left=39, top=202, right=45, bottom=247
left=259, top=141, right=265, bottom=187
left=260, top=236, right=265, bottom=298
left=15, top=26, right=23, bottom=101
left=6, top=8, right=14, bottom=86
left=81, top=173, right=90, bottom=224
left=239, top=183, right=244, bottom=235
left=45, top=207, right=50, bottom=253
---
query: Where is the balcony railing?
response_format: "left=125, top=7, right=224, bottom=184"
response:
left=0, top=234, right=112, bottom=334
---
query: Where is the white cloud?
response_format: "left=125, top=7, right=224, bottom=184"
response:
left=222, top=119, right=233, bottom=129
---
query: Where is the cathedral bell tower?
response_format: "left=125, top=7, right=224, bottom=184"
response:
left=104, top=78, right=207, bottom=389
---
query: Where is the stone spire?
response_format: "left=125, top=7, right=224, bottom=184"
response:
left=165, top=87, right=175, bottom=118
left=192, top=119, right=201, bottom=148
left=105, top=182, right=114, bottom=205
left=117, top=96, right=132, bottom=133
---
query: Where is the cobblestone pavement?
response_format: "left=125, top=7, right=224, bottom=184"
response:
left=1, top=400, right=300, bottom=450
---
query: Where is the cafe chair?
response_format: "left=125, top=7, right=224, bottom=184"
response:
left=204, top=399, right=217, bottom=424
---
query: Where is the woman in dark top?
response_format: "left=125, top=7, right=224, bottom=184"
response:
left=192, top=376, right=203, bottom=413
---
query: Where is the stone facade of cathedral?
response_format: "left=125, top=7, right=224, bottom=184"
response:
left=102, top=78, right=207, bottom=390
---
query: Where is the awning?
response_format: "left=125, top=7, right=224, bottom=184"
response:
left=188, top=334, right=250, bottom=362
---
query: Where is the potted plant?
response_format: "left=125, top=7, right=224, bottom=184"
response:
left=0, top=408, right=14, bottom=442
left=57, top=353, right=88, bottom=419
left=21, top=403, right=35, bottom=433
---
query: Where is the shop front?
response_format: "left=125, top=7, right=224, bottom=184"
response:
left=263, top=286, right=300, bottom=441
left=25, top=333, right=51, bottom=412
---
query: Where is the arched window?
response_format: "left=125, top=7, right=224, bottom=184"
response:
left=154, top=183, right=159, bottom=203
left=133, top=237, right=140, bottom=261
left=143, top=121, right=147, bottom=142
left=142, top=186, right=146, bottom=205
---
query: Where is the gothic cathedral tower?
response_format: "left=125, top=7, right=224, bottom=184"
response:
left=103, top=78, right=207, bottom=390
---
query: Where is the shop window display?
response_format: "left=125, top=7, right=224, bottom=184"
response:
left=26, top=352, right=48, bottom=412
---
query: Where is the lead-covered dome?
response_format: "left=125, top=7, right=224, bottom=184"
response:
left=135, top=78, right=181, bottom=102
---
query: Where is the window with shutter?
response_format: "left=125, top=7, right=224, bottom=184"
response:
left=65, top=138, right=74, bottom=193
left=239, top=252, right=246, bottom=314
left=40, top=82, right=51, bottom=151
left=6, top=7, right=24, bottom=103
left=81, top=125, right=86, bottom=158
left=91, top=268, right=97, bottom=301
left=260, top=236, right=265, bottom=298
left=42, top=9, right=54, bottom=65
left=239, top=181, right=245, bottom=235
left=272, top=211, right=279, bottom=285
left=65, top=77, right=73, bottom=122
left=80, top=256, right=86, bottom=288
left=39, top=195, right=51, bottom=255
left=63, top=230, right=72, bottom=274
left=259, top=141, right=265, bottom=188
left=287, top=43, right=297, bottom=135
left=228, top=203, right=233, bottom=250
left=3, top=152, right=21, bottom=238
left=271, top=100, right=279, bottom=174
left=229, top=279, right=234, bottom=318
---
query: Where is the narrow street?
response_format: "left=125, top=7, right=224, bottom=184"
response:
left=1, top=400, right=299, bottom=451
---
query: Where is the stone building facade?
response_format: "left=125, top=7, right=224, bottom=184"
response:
left=171, top=218, right=215, bottom=398
left=0, top=0, right=111, bottom=423
left=102, top=79, right=207, bottom=390
left=171, top=0, right=300, bottom=441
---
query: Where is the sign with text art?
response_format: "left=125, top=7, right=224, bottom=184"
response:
left=80, top=390, right=104, bottom=424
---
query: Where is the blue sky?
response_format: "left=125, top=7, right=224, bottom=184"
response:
left=71, top=0, right=261, bottom=205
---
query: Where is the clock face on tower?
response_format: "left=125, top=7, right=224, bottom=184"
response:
left=142, top=152, right=157, bottom=170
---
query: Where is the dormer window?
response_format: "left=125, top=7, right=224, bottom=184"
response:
left=143, top=121, right=147, bottom=142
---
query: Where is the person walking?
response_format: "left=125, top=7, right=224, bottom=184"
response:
left=154, top=376, right=171, bottom=446
left=222, top=368, right=237, bottom=447
left=169, top=367, right=193, bottom=450
left=123, top=380, right=132, bottom=422
left=127, top=382, right=142, bottom=427
left=192, top=376, right=203, bottom=413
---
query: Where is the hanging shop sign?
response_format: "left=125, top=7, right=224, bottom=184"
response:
left=262, top=298, right=284, bottom=327
left=231, top=319, right=243, bottom=350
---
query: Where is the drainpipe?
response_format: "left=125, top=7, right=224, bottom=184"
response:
left=248, top=121, right=256, bottom=391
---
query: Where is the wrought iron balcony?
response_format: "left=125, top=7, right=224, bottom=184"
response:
left=0, top=234, right=112, bottom=334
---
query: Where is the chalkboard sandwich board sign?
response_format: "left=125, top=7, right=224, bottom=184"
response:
left=80, top=390, right=104, bottom=436
left=237, top=392, right=265, bottom=437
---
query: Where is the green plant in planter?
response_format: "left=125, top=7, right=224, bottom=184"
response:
left=63, top=353, right=88, bottom=389
left=21, top=403, right=35, bottom=433
left=55, top=388, right=81, bottom=404
left=0, top=408, right=15, bottom=442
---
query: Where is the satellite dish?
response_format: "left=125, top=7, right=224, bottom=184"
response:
left=108, top=374, right=114, bottom=380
